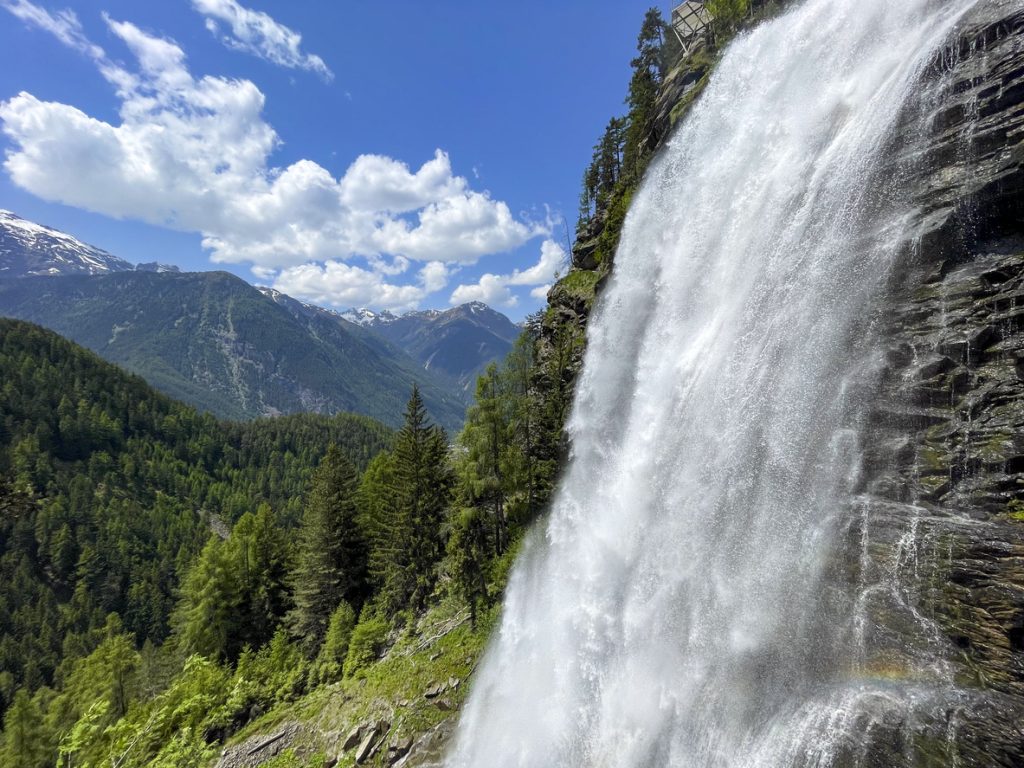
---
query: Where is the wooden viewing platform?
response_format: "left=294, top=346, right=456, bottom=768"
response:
left=671, top=1, right=713, bottom=56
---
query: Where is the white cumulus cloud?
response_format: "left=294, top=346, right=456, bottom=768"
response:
left=450, top=273, right=516, bottom=308
left=449, top=239, right=565, bottom=308
left=0, top=2, right=547, bottom=311
left=507, top=238, right=565, bottom=285
left=272, top=260, right=425, bottom=312
left=418, top=261, right=450, bottom=293
left=340, top=150, right=466, bottom=213
left=192, top=0, right=332, bottom=81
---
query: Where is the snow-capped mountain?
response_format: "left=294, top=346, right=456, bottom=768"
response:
left=0, top=209, right=137, bottom=277
left=348, top=301, right=521, bottom=390
left=135, top=261, right=181, bottom=274
left=300, top=300, right=519, bottom=390
left=0, top=208, right=515, bottom=399
left=341, top=307, right=400, bottom=326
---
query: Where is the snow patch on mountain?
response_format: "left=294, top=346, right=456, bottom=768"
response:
left=341, top=307, right=399, bottom=326
left=0, top=209, right=135, bottom=276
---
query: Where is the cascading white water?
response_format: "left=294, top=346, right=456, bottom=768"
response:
left=447, top=1, right=981, bottom=766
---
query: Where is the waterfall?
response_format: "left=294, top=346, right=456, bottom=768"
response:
left=447, top=0, right=980, bottom=766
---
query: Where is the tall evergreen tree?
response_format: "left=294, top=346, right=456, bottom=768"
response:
left=230, top=504, right=292, bottom=652
left=0, top=689, right=49, bottom=768
left=623, top=8, right=666, bottom=182
left=172, top=537, right=239, bottom=660
left=358, top=450, right=401, bottom=594
left=289, top=444, right=366, bottom=654
left=381, top=386, right=453, bottom=613
left=596, top=117, right=627, bottom=206
left=498, top=332, right=540, bottom=523
left=447, top=507, right=490, bottom=628
left=466, top=364, right=509, bottom=554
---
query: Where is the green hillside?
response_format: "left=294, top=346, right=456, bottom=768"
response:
left=0, top=318, right=392, bottom=713
left=0, top=271, right=467, bottom=431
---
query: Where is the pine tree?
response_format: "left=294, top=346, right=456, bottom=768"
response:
left=231, top=504, right=291, bottom=652
left=468, top=364, right=508, bottom=554
left=447, top=507, right=490, bottom=627
left=381, top=386, right=453, bottom=613
left=596, top=117, right=627, bottom=206
left=358, top=450, right=401, bottom=594
left=458, top=354, right=541, bottom=555
left=623, top=8, right=666, bottom=183
left=172, top=536, right=239, bottom=660
left=501, top=332, right=540, bottom=523
left=289, top=444, right=366, bottom=655
left=311, top=600, right=356, bottom=685
left=0, top=689, right=49, bottom=768
left=577, top=168, right=595, bottom=234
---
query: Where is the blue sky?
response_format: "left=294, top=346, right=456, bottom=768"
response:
left=0, top=0, right=661, bottom=318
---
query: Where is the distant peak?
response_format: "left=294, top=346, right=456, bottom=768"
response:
left=332, top=302, right=510, bottom=328
left=135, top=261, right=181, bottom=273
left=341, top=307, right=399, bottom=326
left=0, top=209, right=135, bottom=277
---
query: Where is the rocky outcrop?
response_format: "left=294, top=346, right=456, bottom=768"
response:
left=852, top=1, right=1024, bottom=763
left=214, top=723, right=302, bottom=768
left=905, top=0, right=1024, bottom=262
left=354, top=719, right=390, bottom=763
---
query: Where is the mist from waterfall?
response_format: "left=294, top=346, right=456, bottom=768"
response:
left=446, top=0, right=981, bottom=766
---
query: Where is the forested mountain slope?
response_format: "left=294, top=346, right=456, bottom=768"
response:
left=0, top=318, right=392, bottom=721
left=0, top=271, right=467, bottom=430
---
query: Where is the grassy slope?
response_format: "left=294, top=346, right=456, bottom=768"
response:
left=223, top=600, right=496, bottom=767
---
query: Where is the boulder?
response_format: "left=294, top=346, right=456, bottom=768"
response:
left=354, top=729, right=381, bottom=764
left=387, top=735, right=414, bottom=765
left=341, top=724, right=363, bottom=751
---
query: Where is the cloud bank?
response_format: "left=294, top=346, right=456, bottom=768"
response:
left=0, top=1, right=551, bottom=311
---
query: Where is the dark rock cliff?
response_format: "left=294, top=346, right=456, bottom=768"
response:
left=851, top=1, right=1024, bottom=764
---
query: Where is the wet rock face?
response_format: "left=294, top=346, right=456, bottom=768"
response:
left=860, top=244, right=1024, bottom=763
left=857, top=1, right=1024, bottom=763
left=904, top=0, right=1024, bottom=261
left=871, top=249, right=1024, bottom=517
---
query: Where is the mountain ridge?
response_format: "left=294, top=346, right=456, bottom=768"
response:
left=0, top=210, right=532, bottom=429
left=0, top=270, right=469, bottom=430
left=0, top=209, right=180, bottom=276
left=1, top=209, right=520, bottom=404
left=349, top=300, right=521, bottom=391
